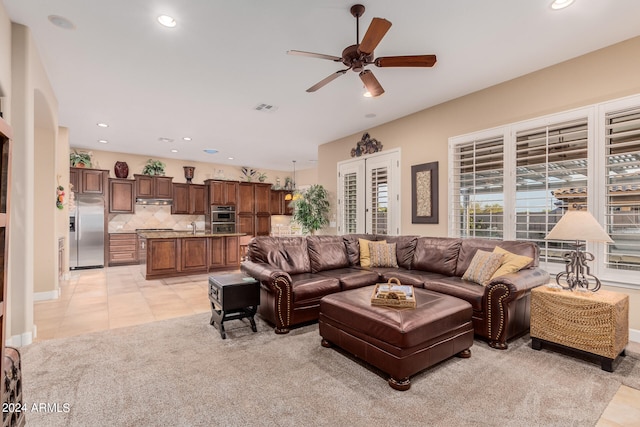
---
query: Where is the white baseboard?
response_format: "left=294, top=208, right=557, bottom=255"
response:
left=630, top=328, right=640, bottom=344
left=34, top=289, right=61, bottom=302
left=5, top=331, right=33, bottom=347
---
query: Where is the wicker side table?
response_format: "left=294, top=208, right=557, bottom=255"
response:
left=530, top=286, right=629, bottom=372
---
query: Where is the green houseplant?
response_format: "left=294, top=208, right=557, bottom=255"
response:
left=69, top=150, right=92, bottom=168
left=142, top=159, right=166, bottom=176
left=291, top=184, right=330, bottom=235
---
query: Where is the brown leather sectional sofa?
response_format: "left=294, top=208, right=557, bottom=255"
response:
left=240, top=234, right=550, bottom=349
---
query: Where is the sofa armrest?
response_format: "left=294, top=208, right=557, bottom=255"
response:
left=484, top=267, right=549, bottom=349
left=240, top=261, right=294, bottom=333
left=487, top=267, right=550, bottom=300
left=241, top=260, right=292, bottom=292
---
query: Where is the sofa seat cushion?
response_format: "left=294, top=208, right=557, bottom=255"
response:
left=307, top=236, right=350, bottom=273
left=420, top=276, right=485, bottom=312
left=374, top=268, right=425, bottom=287
left=316, top=268, right=380, bottom=291
left=290, top=273, right=341, bottom=304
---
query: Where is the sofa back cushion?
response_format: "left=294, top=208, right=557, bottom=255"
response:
left=343, top=234, right=377, bottom=266
left=412, top=237, right=461, bottom=275
left=454, top=238, right=539, bottom=277
left=307, top=236, right=350, bottom=273
left=384, top=235, right=419, bottom=269
left=247, top=236, right=311, bottom=275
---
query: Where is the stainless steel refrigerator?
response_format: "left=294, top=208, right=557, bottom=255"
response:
left=69, top=194, right=105, bottom=269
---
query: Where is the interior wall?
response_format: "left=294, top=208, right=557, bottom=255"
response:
left=57, top=127, right=70, bottom=278
left=6, top=23, right=59, bottom=345
left=0, top=2, right=11, bottom=115
left=317, top=35, right=640, bottom=334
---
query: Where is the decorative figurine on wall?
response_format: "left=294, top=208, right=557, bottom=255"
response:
left=350, top=132, right=383, bottom=157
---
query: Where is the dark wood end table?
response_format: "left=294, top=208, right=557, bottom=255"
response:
left=208, top=272, right=260, bottom=339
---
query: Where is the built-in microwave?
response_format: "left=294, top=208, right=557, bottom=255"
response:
left=211, top=223, right=236, bottom=234
left=211, top=205, right=236, bottom=223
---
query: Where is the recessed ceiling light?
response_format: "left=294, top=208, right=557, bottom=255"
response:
left=97, top=122, right=108, bottom=128
left=551, top=0, right=574, bottom=10
left=158, top=137, right=174, bottom=143
left=170, top=149, right=178, bottom=153
left=48, top=15, right=75, bottom=30
left=227, top=157, right=234, bottom=160
left=157, top=15, right=177, bottom=28
left=183, top=137, right=192, bottom=141
left=365, top=113, right=376, bottom=118
left=203, top=149, right=218, bottom=154
left=98, top=139, right=108, bottom=144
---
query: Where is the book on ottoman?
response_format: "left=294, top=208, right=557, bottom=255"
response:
left=371, top=278, right=416, bottom=308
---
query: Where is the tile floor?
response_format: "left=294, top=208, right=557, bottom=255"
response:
left=33, top=265, right=230, bottom=341
left=34, top=266, right=640, bottom=425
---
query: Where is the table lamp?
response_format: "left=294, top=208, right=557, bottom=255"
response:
left=544, top=205, right=613, bottom=292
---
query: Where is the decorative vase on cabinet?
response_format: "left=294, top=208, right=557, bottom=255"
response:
left=114, top=161, right=129, bottom=178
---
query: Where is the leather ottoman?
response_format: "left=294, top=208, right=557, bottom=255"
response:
left=319, top=286, right=474, bottom=390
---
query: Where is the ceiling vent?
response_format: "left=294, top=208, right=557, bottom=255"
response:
left=254, top=103, right=278, bottom=113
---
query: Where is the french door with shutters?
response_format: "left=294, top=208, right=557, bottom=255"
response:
left=337, top=150, right=400, bottom=235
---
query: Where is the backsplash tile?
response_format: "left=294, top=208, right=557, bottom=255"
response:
left=108, top=205, right=205, bottom=233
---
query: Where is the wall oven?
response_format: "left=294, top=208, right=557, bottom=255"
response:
left=211, top=205, right=236, bottom=234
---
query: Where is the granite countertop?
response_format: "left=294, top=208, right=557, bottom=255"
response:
left=136, top=231, right=246, bottom=239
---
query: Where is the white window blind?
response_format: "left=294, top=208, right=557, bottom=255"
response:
left=604, top=107, right=640, bottom=272
left=452, top=136, right=504, bottom=239
left=342, top=171, right=358, bottom=234
left=370, top=167, right=388, bottom=235
left=515, top=118, right=589, bottom=263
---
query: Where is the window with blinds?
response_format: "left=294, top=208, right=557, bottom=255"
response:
left=452, top=136, right=504, bottom=239
left=515, top=119, right=589, bottom=263
left=604, top=107, right=640, bottom=272
left=342, top=171, right=358, bottom=234
left=370, top=167, right=388, bottom=235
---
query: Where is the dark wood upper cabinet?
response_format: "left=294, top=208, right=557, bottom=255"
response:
left=270, top=190, right=283, bottom=215
left=70, top=167, right=107, bottom=194
left=207, top=180, right=238, bottom=206
left=238, top=183, right=254, bottom=214
left=172, top=184, right=205, bottom=215
left=254, top=184, right=271, bottom=214
left=109, top=179, right=135, bottom=213
left=134, top=174, right=173, bottom=199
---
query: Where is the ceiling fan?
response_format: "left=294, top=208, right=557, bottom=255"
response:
left=288, top=4, right=437, bottom=97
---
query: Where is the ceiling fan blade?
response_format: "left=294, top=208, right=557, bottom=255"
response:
left=375, top=55, right=437, bottom=68
left=359, top=70, right=384, bottom=97
left=358, top=18, right=392, bottom=55
left=306, top=69, right=348, bottom=93
left=287, top=50, right=342, bottom=62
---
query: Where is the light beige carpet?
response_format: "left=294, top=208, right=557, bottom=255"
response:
left=20, top=314, right=640, bottom=426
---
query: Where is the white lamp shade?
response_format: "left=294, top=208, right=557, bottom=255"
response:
left=545, top=210, right=614, bottom=243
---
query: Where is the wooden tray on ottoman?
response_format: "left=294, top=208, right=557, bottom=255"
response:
left=370, top=278, right=416, bottom=309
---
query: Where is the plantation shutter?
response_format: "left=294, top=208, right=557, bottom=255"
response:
left=604, top=106, right=640, bottom=272
left=369, top=166, right=389, bottom=235
left=451, top=136, right=504, bottom=239
left=514, top=118, right=589, bottom=263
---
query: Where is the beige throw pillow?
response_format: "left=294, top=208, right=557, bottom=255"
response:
left=359, top=238, right=386, bottom=267
left=462, top=250, right=504, bottom=286
left=490, top=246, right=533, bottom=280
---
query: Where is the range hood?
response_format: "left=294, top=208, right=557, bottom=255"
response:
left=136, top=198, right=173, bottom=206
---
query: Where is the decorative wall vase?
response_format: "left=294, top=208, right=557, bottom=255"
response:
left=114, top=161, right=129, bottom=178
left=183, top=166, right=195, bottom=183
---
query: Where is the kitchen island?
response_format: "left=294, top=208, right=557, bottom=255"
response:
left=138, top=231, right=245, bottom=279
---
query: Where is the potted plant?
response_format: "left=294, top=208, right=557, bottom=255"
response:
left=142, top=159, right=166, bottom=176
left=69, top=150, right=92, bottom=168
left=291, top=184, right=330, bottom=235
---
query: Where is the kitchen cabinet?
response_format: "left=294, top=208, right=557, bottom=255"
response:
left=172, top=184, right=206, bottom=215
left=70, top=167, right=107, bottom=194
left=139, top=233, right=242, bottom=279
left=238, top=183, right=254, bottom=214
left=108, top=233, right=138, bottom=265
left=254, top=183, right=271, bottom=214
left=109, top=179, right=135, bottom=213
left=255, top=214, right=271, bottom=236
left=180, top=237, right=208, bottom=272
left=270, top=190, right=293, bottom=215
left=207, top=180, right=238, bottom=205
left=237, top=182, right=271, bottom=236
left=134, top=174, right=173, bottom=199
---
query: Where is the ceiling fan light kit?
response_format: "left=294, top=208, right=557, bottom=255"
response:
left=288, top=4, right=436, bottom=97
